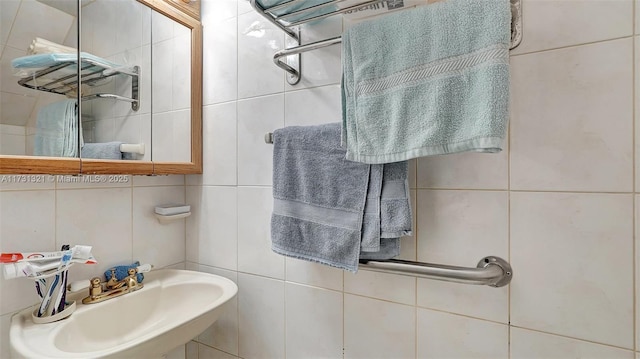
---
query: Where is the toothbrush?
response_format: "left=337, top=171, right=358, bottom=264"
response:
left=51, top=270, right=67, bottom=315
left=37, top=248, right=72, bottom=317
left=37, top=274, right=59, bottom=317
left=54, top=245, right=70, bottom=314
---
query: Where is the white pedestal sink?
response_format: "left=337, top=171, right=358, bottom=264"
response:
left=10, top=269, right=238, bottom=358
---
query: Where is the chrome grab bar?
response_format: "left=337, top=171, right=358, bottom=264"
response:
left=359, top=256, right=512, bottom=287
left=265, top=127, right=514, bottom=288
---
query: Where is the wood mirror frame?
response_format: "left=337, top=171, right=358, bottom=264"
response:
left=0, top=0, right=202, bottom=176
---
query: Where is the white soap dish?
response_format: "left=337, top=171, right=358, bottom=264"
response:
left=154, top=212, right=191, bottom=224
left=155, top=204, right=190, bottom=216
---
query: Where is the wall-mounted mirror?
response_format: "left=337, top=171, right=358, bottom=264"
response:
left=0, top=0, right=202, bottom=175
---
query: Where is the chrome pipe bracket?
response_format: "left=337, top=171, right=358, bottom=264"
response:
left=477, top=256, right=512, bottom=287
left=131, top=65, right=139, bottom=111
left=510, top=0, right=523, bottom=50
left=282, top=27, right=301, bottom=85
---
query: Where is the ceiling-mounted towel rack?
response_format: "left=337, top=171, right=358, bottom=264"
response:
left=250, top=0, right=522, bottom=85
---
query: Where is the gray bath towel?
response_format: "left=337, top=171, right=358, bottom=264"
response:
left=380, top=161, right=412, bottom=238
left=271, top=123, right=412, bottom=272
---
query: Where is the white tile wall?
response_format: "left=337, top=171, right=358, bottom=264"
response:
left=510, top=0, right=632, bottom=55
left=0, top=124, right=26, bottom=155
left=237, top=10, right=284, bottom=98
left=132, top=186, right=186, bottom=267
left=284, top=85, right=342, bottom=126
left=285, top=283, right=343, bottom=358
left=284, top=257, right=343, bottom=291
left=237, top=273, right=285, bottom=359
left=237, top=186, right=284, bottom=279
left=237, top=94, right=283, bottom=185
left=344, top=294, right=415, bottom=358
left=4, top=0, right=640, bottom=358
left=193, top=103, right=238, bottom=186
left=417, top=309, right=509, bottom=359
left=511, top=192, right=634, bottom=348
left=186, top=186, right=238, bottom=270
left=203, top=15, right=238, bottom=106
left=186, top=0, right=640, bottom=357
left=510, top=327, right=635, bottom=359
left=510, top=38, right=633, bottom=192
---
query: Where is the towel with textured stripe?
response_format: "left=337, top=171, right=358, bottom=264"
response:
left=271, top=123, right=412, bottom=272
left=341, top=0, right=511, bottom=164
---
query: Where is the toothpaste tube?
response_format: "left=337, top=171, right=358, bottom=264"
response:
left=0, top=245, right=93, bottom=263
left=3, top=256, right=97, bottom=280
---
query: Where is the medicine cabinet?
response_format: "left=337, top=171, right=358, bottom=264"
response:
left=0, top=0, right=202, bottom=175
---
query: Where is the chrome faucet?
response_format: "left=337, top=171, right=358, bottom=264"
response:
left=81, top=267, right=144, bottom=304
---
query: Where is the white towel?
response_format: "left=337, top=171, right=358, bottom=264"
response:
left=27, top=37, right=76, bottom=55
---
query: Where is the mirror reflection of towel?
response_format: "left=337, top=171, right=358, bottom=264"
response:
left=34, top=100, right=79, bottom=157
left=82, top=142, right=125, bottom=160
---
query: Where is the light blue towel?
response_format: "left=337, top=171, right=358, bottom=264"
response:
left=255, top=0, right=335, bottom=22
left=104, top=262, right=144, bottom=283
left=11, top=52, right=123, bottom=70
left=270, top=123, right=412, bottom=272
left=34, top=100, right=79, bottom=157
left=341, top=0, right=511, bottom=164
left=82, top=142, right=125, bottom=160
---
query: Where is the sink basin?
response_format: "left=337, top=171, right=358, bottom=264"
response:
left=10, top=269, right=238, bottom=358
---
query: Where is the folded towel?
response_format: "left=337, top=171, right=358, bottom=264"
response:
left=271, top=123, right=412, bottom=272
left=12, top=52, right=121, bottom=90
left=361, top=161, right=412, bottom=253
left=27, top=37, right=76, bottom=55
left=341, top=0, right=511, bottom=164
left=82, top=142, right=124, bottom=159
left=255, top=0, right=335, bottom=22
left=360, top=238, right=401, bottom=261
left=361, top=164, right=383, bottom=252
left=34, top=100, right=79, bottom=157
left=104, top=262, right=144, bottom=283
left=380, top=161, right=412, bottom=238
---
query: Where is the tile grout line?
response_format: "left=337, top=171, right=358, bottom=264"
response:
left=412, top=161, right=420, bottom=358
left=507, top=43, right=515, bottom=357
left=633, top=2, right=638, bottom=351
left=510, top=35, right=634, bottom=58
left=509, top=325, right=636, bottom=353
left=234, top=6, right=241, bottom=359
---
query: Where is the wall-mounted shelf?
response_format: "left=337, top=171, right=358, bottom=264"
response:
left=154, top=212, right=191, bottom=224
left=250, top=0, right=522, bottom=85
left=154, top=204, right=191, bottom=224
left=14, top=54, right=139, bottom=111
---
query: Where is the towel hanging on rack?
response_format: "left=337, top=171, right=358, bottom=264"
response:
left=270, top=123, right=412, bottom=272
left=250, top=0, right=522, bottom=84
left=342, top=0, right=511, bottom=163
left=34, top=100, right=79, bottom=158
